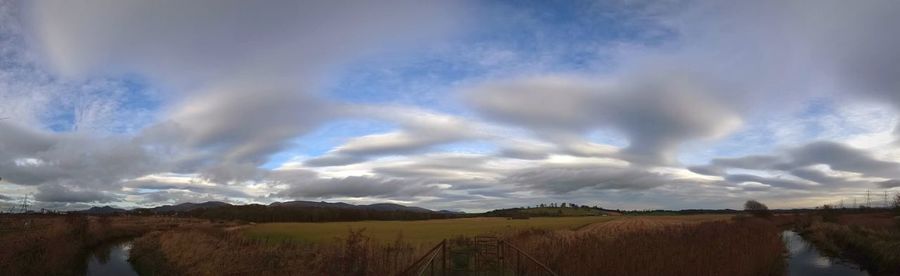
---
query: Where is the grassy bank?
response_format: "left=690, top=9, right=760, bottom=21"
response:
left=0, top=215, right=215, bottom=275
left=797, top=213, right=900, bottom=275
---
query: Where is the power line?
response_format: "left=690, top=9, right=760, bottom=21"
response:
left=866, top=189, right=871, bottom=208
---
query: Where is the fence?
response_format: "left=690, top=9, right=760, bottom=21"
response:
left=399, top=236, right=557, bottom=276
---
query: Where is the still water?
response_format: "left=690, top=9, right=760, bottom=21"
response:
left=85, top=240, right=139, bottom=276
left=782, top=230, right=869, bottom=276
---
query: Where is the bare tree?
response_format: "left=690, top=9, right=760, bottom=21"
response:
left=893, top=193, right=900, bottom=215
left=744, top=200, right=772, bottom=218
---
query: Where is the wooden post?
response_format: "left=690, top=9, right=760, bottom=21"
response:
left=474, top=237, right=478, bottom=273
left=441, top=240, right=447, bottom=276
left=517, top=251, right=522, bottom=275
left=497, top=240, right=506, bottom=275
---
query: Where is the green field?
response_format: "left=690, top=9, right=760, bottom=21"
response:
left=242, top=216, right=619, bottom=244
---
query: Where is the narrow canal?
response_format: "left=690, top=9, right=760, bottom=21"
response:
left=85, top=239, right=139, bottom=276
left=782, top=230, right=869, bottom=276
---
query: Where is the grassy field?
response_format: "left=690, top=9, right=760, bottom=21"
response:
left=243, top=216, right=619, bottom=244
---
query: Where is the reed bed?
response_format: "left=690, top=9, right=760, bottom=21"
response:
left=0, top=215, right=219, bottom=275
left=800, top=218, right=900, bottom=275
left=129, top=227, right=426, bottom=275
left=504, top=218, right=786, bottom=276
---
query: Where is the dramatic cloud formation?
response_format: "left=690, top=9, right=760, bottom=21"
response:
left=1, top=0, right=899, bottom=211
left=465, top=72, right=741, bottom=165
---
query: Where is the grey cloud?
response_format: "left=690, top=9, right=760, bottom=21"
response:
left=303, top=155, right=365, bottom=167
left=711, top=141, right=900, bottom=179
left=712, top=155, right=787, bottom=171
left=788, top=168, right=865, bottom=187
left=667, top=1, right=900, bottom=130
left=277, top=175, right=438, bottom=199
left=703, top=141, right=900, bottom=190
left=123, top=179, right=251, bottom=199
left=686, top=165, right=724, bottom=176
left=138, top=190, right=232, bottom=206
left=0, top=122, right=161, bottom=190
left=370, top=154, right=497, bottom=182
left=736, top=182, right=772, bottom=192
left=306, top=108, right=481, bottom=167
left=787, top=141, right=900, bottom=179
left=499, top=148, right=549, bottom=160
left=34, top=183, right=118, bottom=203
left=29, top=0, right=463, bottom=84
left=878, top=180, right=900, bottom=188
left=690, top=155, right=788, bottom=176
left=724, top=174, right=815, bottom=190
left=23, top=0, right=465, bottom=185
left=465, top=73, right=741, bottom=165
left=505, top=164, right=680, bottom=194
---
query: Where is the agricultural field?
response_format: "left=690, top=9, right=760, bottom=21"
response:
left=242, top=216, right=620, bottom=244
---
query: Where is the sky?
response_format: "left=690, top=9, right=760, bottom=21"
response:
left=1, top=0, right=900, bottom=212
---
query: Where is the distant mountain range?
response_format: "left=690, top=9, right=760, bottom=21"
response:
left=78, top=200, right=462, bottom=214
left=271, top=201, right=434, bottom=213
left=78, top=205, right=128, bottom=214
left=138, top=201, right=232, bottom=213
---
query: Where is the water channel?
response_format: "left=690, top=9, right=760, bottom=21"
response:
left=782, top=230, right=869, bottom=276
left=84, top=239, right=139, bottom=276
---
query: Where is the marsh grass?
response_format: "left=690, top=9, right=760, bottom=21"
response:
left=800, top=216, right=900, bottom=275
left=504, top=219, right=786, bottom=276
left=242, top=216, right=619, bottom=244
left=0, top=215, right=213, bottom=275
left=129, top=227, right=425, bottom=275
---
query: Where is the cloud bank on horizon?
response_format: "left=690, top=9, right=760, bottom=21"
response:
left=1, top=0, right=899, bottom=212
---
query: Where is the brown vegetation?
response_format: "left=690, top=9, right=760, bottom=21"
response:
left=503, top=218, right=786, bottom=276
left=797, top=211, right=900, bottom=275
left=129, top=227, right=426, bottom=275
left=0, top=215, right=219, bottom=275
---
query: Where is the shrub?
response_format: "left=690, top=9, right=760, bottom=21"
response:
left=744, top=200, right=773, bottom=218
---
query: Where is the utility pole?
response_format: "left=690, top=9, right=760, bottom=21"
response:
left=885, top=191, right=889, bottom=208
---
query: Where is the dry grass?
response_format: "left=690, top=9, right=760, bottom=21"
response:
left=836, top=212, right=898, bottom=230
left=575, top=214, right=732, bottom=235
left=134, top=214, right=779, bottom=276
left=243, top=216, right=619, bottom=245
left=798, top=212, right=900, bottom=275
left=504, top=218, right=785, bottom=276
left=130, top=227, right=427, bottom=275
left=2, top=214, right=781, bottom=275
left=0, top=215, right=220, bottom=275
